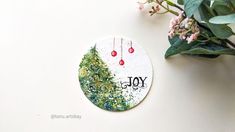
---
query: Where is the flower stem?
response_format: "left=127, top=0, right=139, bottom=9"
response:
left=199, top=34, right=221, bottom=45
left=164, top=0, right=184, bottom=11
left=156, top=10, right=169, bottom=14
left=155, top=0, right=179, bottom=16
left=199, top=33, right=235, bottom=48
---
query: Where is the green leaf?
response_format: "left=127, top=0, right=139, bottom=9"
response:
left=193, top=9, right=202, bottom=22
left=197, top=3, right=234, bottom=39
left=168, top=35, right=179, bottom=45
left=197, top=2, right=214, bottom=21
left=207, top=23, right=234, bottom=39
left=182, top=43, right=235, bottom=56
left=212, top=1, right=234, bottom=15
left=227, top=0, right=235, bottom=11
left=165, top=35, right=235, bottom=58
left=165, top=36, right=197, bottom=58
left=230, top=0, right=235, bottom=7
left=209, top=14, right=235, bottom=24
left=184, top=0, right=204, bottom=17
left=177, top=0, right=184, bottom=5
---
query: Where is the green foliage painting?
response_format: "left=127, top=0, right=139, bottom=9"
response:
left=79, top=46, right=130, bottom=111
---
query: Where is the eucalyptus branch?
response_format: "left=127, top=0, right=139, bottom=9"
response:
left=138, top=0, right=235, bottom=58
left=197, top=22, right=235, bottom=48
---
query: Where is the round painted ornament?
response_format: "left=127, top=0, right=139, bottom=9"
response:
left=79, top=36, right=153, bottom=111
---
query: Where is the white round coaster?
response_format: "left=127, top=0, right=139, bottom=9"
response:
left=79, top=36, right=153, bottom=111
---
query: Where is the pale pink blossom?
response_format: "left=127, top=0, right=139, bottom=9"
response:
left=187, top=33, right=198, bottom=43
left=179, top=34, right=186, bottom=40
left=169, top=18, right=177, bottom=29
left=137, top=2, right=145, bottom=10
left=168, top=30, right=174, bottom=39
left=174, top=12, right=183, bottom=23
left=169, top=14, right=183, bottom=30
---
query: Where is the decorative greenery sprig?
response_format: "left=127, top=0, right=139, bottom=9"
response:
left=138, top=0, right=235, bottom=58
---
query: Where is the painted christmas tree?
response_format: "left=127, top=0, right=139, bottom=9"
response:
left=79, top=46, right=130, bottom=111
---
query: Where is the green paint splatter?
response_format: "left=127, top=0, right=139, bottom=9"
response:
left=79, top=46, right=130, bottom=111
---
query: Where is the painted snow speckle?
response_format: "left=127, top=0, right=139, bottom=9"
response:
left=79, top=36, right=153, bottom=111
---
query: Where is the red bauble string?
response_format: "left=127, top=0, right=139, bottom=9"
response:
left=128, top=47, right=134, bottom=53
left=128, top=41, right=134, bottom=53
left=111, top=50, right=117, bottom=57
left=119, top=38, right=125, bottom=66
left=119, top=59, right=125, bottom=65
left=111, top=37, right=117, bottom=57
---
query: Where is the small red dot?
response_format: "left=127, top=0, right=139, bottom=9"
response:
left=128, top=47, right=134, bottom=53
left=111, top=50, right=117, bottom=57
left=119, top=59, right=125, bottom=65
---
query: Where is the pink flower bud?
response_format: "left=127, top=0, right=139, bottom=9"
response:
left=137, top=2, right=145, bottom=10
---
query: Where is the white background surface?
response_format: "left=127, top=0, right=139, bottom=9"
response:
left=0, top=0, right=235, bottom=132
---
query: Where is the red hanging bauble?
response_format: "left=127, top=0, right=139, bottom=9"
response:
left=111, top=50, right=117, bottom=57
left=128, top=47, right=134, bottom=53
left=119, top=59, right=125, bottom=65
